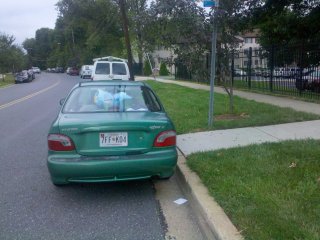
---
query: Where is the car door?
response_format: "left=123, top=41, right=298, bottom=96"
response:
left=111, top=62, right=130, bottom=80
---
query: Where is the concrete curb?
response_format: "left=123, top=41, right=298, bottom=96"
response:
left=176, top=153, right=243, bottom=240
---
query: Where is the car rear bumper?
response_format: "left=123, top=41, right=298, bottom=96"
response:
left=47, top=148, right=177, bottom=184
left=82, top=74, right=92, bottom=78
left=15, top=78, right=28, bottom=83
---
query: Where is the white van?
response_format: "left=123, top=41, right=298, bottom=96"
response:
left=80, top=65, right=93, bottom=79
left=91, top=56, right=130, bottom=81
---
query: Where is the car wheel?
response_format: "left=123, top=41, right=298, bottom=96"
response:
left=52, top=182, right=68, bottom=187
left=158, top=172, right=174, bottom=180
left=159, top=176, right=172, bottom=180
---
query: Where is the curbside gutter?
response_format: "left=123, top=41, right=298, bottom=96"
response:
left=176, top=152, right=244, bottom=240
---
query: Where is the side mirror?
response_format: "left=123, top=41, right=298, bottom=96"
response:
left=59, top=98, right=66, bottom=106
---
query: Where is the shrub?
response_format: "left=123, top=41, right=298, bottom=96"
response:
left=143, top=60, right=152, bottom=76
left=159, top=62, right=169, bottom=76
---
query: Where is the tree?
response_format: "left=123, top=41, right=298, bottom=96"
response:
left=243, top=1, right=320, bottom=71
left=54, top=0, right=125, bottom=67
left=127, top=0, right=149, bottom=68
left=213, top=0, right=251, bottom=113
left=23, top=28, right=55, bottom=69
left=249, top=0, right=320, bottom=46
left=119, top=0, right=135, bottom=80
left=0, top=33, right=26, bottom=73
left=149, top=0, right=211, bottom=82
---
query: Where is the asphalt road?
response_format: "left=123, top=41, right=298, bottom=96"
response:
left=0, top=73, right=206, bottom=240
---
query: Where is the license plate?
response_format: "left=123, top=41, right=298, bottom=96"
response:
left=99, top=132, right=128, bottom=147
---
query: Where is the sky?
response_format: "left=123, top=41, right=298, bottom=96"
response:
left=0, top=0, right=58, bottom=46
left=0, top=0, right=210, bottom=47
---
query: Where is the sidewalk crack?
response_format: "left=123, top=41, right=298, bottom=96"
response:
left=254, top=127, right=281, bottom=141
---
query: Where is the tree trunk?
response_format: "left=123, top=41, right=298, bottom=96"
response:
left=119, top=0, right=135, bottom=81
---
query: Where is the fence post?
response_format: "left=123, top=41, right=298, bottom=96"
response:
left=297, top=44, right=305, bottom=96
left=174, top=64, right=177, bottom=80
left=269, top=45, right=274, bottom=92
left=231, top=49, right=234, bottom=85
left=248, top=47, right=252, bottom=89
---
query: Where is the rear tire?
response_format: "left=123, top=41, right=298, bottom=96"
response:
left=159, top=176, right=171, bottom=180
left=52, top=181, right=68, bottom=187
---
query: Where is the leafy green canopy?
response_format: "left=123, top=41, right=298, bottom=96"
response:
left=17, top=0, right=319, bottom=73
left=249, top=0, right=320, bottom=45
left=0, top=33, right=26, bottom=73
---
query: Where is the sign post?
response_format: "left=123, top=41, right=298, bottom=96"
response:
left=204, top=0, right=219, bottom=127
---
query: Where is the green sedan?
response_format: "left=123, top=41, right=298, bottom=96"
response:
left=47, top=80, right=177, bottom=185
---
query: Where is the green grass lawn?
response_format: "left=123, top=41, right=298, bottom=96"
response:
left=187, top=140, right=320, bottom=240
left=147, top=81, right=320, bottom=134
left=0, top=73, right=15, bottom=88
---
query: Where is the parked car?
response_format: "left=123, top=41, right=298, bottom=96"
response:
left=55, top=67, right=64, bottom=73
left=70, top=67, right=79, bottom=75
left=46, top=68, right=56, bottom=73
left=273, top=67, right=283, bottom=78
left=66, top=67, right=72, bottom=74
left=273, top=67, right=302, bottom=78
left=91, top=56, right=130, bottom=81
left=47, top=80, right=177, bottom=185
left=32, top=67, right=41, bottom=74
left=80, top=65, right=93, bottom=79
left=15, top=70, right=32, bottom=83
left=28, top=69, right=35, bottom=80
left=295, top=70, right=320, bottom=92
left=233, top=68, right=246, bottom=76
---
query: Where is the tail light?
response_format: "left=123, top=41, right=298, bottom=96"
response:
left=48, top=134, right=75, bottom=151
left=153, top=130, right=176, bottom=147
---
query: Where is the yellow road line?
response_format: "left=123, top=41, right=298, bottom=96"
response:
left=0, top=81, right=60, bottom=110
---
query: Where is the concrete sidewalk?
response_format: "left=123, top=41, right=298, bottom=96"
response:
left=136, top=76, right=320, bottom=240
left=136, top=76, right=320, bottom=115
left=178, top=120, right=320, bottom=156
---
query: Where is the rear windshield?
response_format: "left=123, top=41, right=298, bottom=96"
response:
left=95, top=63, right=110, bottom=75
left=112, top=63, right=127, bottom=75
left=63, top=85, right=162, bottom=113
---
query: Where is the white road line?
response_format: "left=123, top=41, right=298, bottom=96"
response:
left=0, top=81, right=60, bottom=110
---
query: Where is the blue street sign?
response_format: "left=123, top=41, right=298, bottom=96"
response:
left=204, top=0, right=215, bottom=7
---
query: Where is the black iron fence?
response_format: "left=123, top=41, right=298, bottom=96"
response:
left=175, top=43, right=320, bottom=100
left=231, top=43, right=320, bottom=100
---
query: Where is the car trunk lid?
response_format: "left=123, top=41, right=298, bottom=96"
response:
left=58, top=112, right=171, bottom=156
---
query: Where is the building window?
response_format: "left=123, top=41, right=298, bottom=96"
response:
left=255, top=60, right=259, bottom=66
left=245, top=38, right=255, bottom=44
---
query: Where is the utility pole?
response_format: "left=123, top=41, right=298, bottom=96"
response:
left=119, top=0, right=135, bottom=81
left=208, top=15, right=218, bottom=127
left=205, top=0, right=219, bottom=127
